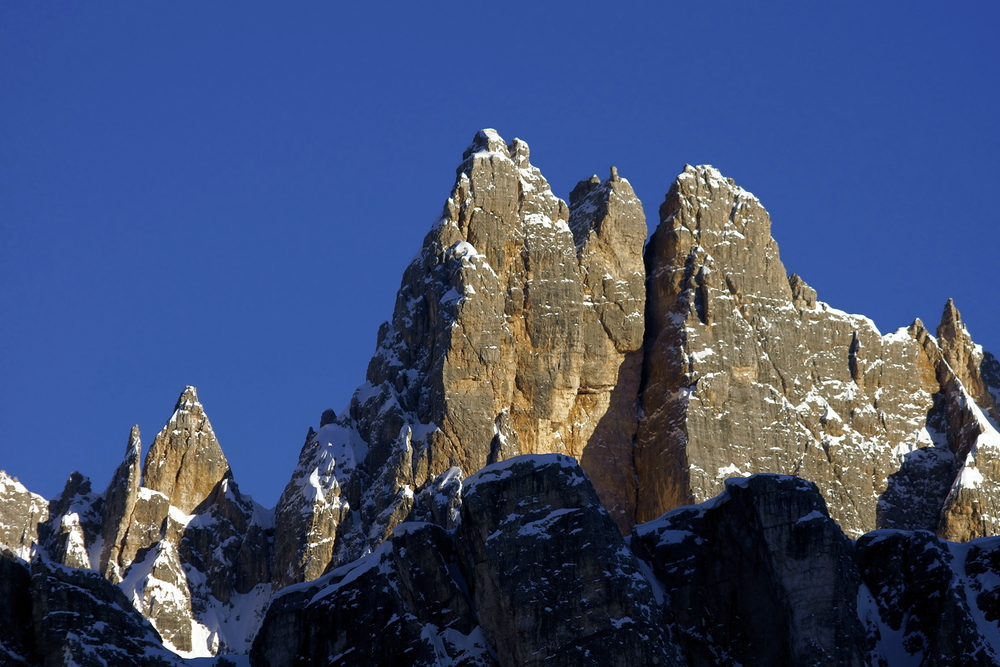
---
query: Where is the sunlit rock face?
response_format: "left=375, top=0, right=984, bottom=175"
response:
left=636, top=165, right=1000, bottom=539
left=6, top=133, right=1000, bottom=665
left=104, top=387, right=274, bottom=658
left=31, top=388, right=277, bottom=660
left=272, top=129, right=648, bottom=587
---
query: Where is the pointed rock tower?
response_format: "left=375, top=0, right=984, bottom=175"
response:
left=143, top=386, right=232, bottom=514
left=99, top=425, right=142, bottom=583
left=272, top=129, right=648, bottom=586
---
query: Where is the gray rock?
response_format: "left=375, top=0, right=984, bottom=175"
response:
left=251, top=522, right=494, bottom=667
left=857, top=529, right=1000, bottom=665
left=455, top=455, right=678, bottom=667
left=29, top=556, right=182, bottom=667
left=632, top=474, right=869, bottom=667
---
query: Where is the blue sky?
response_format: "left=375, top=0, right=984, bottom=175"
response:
left=2, top=3, right=997, bottom=506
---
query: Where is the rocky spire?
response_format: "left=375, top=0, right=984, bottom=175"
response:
left=937, top=298, right=998, bottom=420
left=38, top=472, right=101, bottom=570
left=98, top=425, right=142, bottom=582
left=273, top=129, right=649, bottom=585
left=637, top=164, right=944, bottom=536
left=142, top=386, right=232, bottom=515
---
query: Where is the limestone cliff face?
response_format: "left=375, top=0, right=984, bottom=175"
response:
left=98, top=426, right=142, bottom=583
left=143, top=387, right=232, bottom=515
left=636, top=165, right=1000, bottom=540
left=0, top=473, right=48, bottom=562
left=254, top=455, right=679, bottom=667
left=106, top=387, right=274, bottom=658
left=913, top=301, right=1000, bottom=542
left=272, top=129, right=647, bottom=586
left=254, top=460, right=1000, bottom=666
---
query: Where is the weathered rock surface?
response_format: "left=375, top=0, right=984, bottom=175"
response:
left=252, top=522, right=494, bottom=667
left=0, top=474, right=48, bottom=562
left=143, top=387, right=233, bottom=515
left=455, top=455, right=677, bottom=667
left=637, top=164, right=1000, bottom=541
left=632, top=474, right=869, bottom=666
left=254, top=458, right=1000, bottom=666
left=108, top=387, right=274, bottom=658
left=98, top=425, right=143, bottom=582
left=273, top=129, right=647, bottom=585
left=857, top=529, right=1000, bottom=666
left=253, top=455, right=679, bottom=667
left=29, top=557, right=183, bottom=667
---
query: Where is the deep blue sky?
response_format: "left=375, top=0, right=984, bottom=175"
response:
left=2, top=3, right=997, bottom=506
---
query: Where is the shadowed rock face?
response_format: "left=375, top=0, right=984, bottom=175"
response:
left=251, top=522, right=495, bottom=667
left=0, top=549, right=184, bottom=667
left=253, top=455, right=680, bottom=667
left=857, top=530, right=1000, bottom=667
left=253, top=460, right=1000, bottom=666
left=0, top=548, right=35, bottom=666
left=632, top=475, right=870, bottom=667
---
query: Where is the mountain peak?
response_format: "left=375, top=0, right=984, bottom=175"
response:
left=142, top=386, right=231, bottom=514
left=174, top=385, right=201, bottom=412
left=461, top=128, right=510, bottom=160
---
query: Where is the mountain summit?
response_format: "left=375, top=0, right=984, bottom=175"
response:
left=3, top=131, right=1000, bottom=665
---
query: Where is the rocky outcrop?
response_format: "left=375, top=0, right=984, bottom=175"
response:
left=637, top=165, right=1000, bottom=540
left=109, top=387, right=274, bottom=658
left=143, top=387, right=232, bottom=515
left=857, top=529, right=1000, bottom=666
left=37, top=473, right=102, bottom=571
left=273, top=129, right=647, bottom=585
left=253, top=455, right=679, bottom=667
left=98, top=426, right=142, bottom=582
left=252, top=522, right=495, bottom=667
left=29, top=557, right=182, bottom=667
left=255, top=458, right=1000, bottom=666
left=0, top=474, right=48, bottom=562
left=632, top=474, right=869, bottom=666
left=455, top=455, right=676, bottom=667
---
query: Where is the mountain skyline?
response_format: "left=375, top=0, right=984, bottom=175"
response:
left=2, top=3, right=998, bottom=506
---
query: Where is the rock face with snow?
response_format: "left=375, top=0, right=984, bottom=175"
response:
left=254, top=459, right=1000, bottom=666
left=102, top=387, right=274, bottom=657
left=0, top=387, right=276, bottom=662
left=253, top=455, right=679, bottom=667
left=857, top=529, right=1000, bottom=666
left=5, top=132, right=1000, bottom=664
left=0, top=474, right=49, bottom=562
left=272, top=129, right=647, bottom=586
left=637, top=165, right=1000, bottom=539
left=0, top=547, right=185, bottom=667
